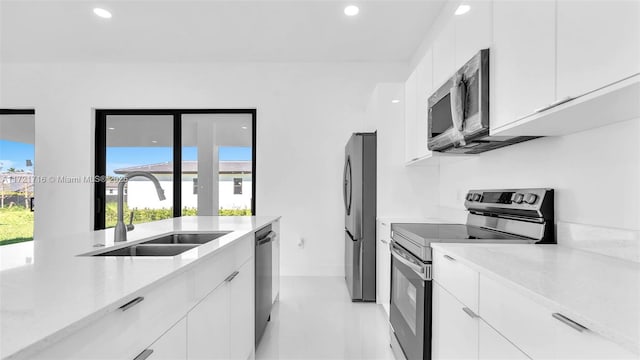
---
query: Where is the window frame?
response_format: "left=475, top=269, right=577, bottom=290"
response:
left=94, top=109, right=257, bottom=230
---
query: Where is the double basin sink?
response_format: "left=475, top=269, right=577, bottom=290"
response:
left=91, top=232, right=231, bottom=257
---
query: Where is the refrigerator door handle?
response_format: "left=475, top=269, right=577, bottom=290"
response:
left=343, top=157, right=352, bottom=215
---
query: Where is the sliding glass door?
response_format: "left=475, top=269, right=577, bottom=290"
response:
left=95, top=110, right=255, bottom=230
left=0, top=109, right=36, bottom=245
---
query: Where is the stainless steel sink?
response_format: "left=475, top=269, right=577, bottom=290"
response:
left=93, top=244, right=198, bottom=257
left=143, top=232, right=231, bottom=245
left=89, top=231, right=231, bottom=257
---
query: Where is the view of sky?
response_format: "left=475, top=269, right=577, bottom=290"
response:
left=0, top=140, right=35, bottom=172
left=0, top=140, right=251, bottom=175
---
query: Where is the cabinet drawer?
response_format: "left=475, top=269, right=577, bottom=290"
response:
left=192, top=233, right=252, bottom=300
left=480, top=274, right=636, bottom=359
left=433, top=250, right=479, bottom=312
left=377, top=220, right=391, bottom=242
left=479, top=320, right=530, bottom=360
left=33, top=271, right=193, bottom=360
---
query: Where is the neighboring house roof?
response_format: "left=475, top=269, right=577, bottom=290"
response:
left=0, top=173, right=34, bottom=192
left=114, top=161, right=251, bottom=175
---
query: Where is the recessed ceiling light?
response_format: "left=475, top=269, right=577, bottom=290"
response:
left=344, top=5, right=359, bottom=16
left=108, top=127, right=115, bottom=130
left=151, top=140, right=158, bottom=144
left=241, top=126, right=248, bottom=130
left=391, top=99, right=400, bottom=104
left=93, top=8, right=112, bottom=19
left=455, top=4, right=471, bottom=15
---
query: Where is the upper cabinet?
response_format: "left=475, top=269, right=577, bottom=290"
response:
left=454, top=1, right=493, bottom=69
left=556, top=0, right=640, bottom=99
left=490, top=0, right=556, bottom=130
left=405, top=50, right=434, bottom=164
left=491, top=0, right=640, bottom=136
left=432, top=20, right=456, bottom=89
left=404, top=68, right=418, bottom=163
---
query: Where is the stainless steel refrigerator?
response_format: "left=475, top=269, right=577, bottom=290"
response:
left=343, top=132, right=376, bottom=302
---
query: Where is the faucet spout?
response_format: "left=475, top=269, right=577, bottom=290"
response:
left=114, top=171, right=166, bottom=242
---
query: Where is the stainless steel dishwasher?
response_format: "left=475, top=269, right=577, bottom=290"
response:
left=255, top=225, right=275, bottom=346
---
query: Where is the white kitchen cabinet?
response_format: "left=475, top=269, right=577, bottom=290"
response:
left=490, top=0, right=556, bottom=131
left=413, top=50, right=433, bottom=161
left=432, top=20, right=455, bottom=89
left=433, top=250, right=479, bottom=313
left=404, top=68, right=418, bottom=163
left=432, top=282, right=478, bottom=360
left=478, top=320, right=530, bottom=360
left=144, top=318, right=187, bottom=360
left=556, top=0, right=640, bottom=100
left=454, top=0, right=492, bottom=69
left=188, top=259, right=254, bottom=360
left=271, top=219, right=280, bottom=305
left=228, top=260, right=254, bottom=360
left=187, top=283, right=230, bottom=360
left=375, top=219, right=392, bottom=316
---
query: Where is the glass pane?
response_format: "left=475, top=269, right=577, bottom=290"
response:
left=105, top=115, right=173, bottom=228
left=182, top=114, right=252, bottom=216
left=0, top=113, right=35, bottom=245
left=393, top=266, right=417, bottom=335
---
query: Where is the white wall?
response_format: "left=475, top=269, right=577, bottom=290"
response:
left=0, top=61, right=406, bottom=276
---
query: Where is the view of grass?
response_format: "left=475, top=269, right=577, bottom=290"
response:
left=0, top=204, right=251, bottom=245
left=0, top=206, right=34, bottom=246
left=105, top=202, right=251, bottom=228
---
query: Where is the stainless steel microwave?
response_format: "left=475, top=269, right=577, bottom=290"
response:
left=427, top=49, right=538, bottom=154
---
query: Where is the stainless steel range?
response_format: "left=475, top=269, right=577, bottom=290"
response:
left=389, top=188, right=555, bottom=360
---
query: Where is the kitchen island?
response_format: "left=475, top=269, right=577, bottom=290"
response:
left=0, top=216, right=280, bottom=360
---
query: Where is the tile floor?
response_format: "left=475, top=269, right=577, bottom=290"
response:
left=256, top=276, right=394, bottom=360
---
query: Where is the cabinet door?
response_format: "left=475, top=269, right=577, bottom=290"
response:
left=433, top=20, right=456, bottom=89
left=271, top=220, right=280, bottom=304
left=404, top=69, right=418, bottom=162
left=415, top=50, right=433, bottom=159
left=145, top=318, right=187, bottom=360
left=376, top=220, right=391, bottom=316
left=491, top=0, right=556, bottom=131
left=432, top=283, right=478, bottom=360
left=479, top=320, right=529, bottom=360
left=455, top=0, right=492, bottom=69
left=187, top=283, right=230, bottom=360
left=557, top=0, right=640, bottom=99
left=228, top=260, right=254, bottom=360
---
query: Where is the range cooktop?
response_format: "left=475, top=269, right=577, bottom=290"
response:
left=391, top=223, right=535, bottom=262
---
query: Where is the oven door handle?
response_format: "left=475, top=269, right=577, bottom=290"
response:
left=391, top=248, right=430, bottom=281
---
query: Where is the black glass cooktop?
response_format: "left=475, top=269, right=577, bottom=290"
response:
left=392, top=223, right=530, bottom=247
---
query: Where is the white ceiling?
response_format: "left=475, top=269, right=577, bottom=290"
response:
left=106, top=113, right=252, bottom=147
left=0, top=0, right=446, bottom=62
left=0, top=114, right=35, bottom=144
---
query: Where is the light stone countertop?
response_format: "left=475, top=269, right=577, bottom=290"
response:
left=430, top=243, right=640, bottom=355
left=0, top=216, right=280, bottom=359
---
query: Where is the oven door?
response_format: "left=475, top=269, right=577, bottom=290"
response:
left=390, top=244, right=432, bottom=360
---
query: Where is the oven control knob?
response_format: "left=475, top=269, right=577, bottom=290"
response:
left=472, top=193, right=482, bottom=202
left=466, top=193, right=474, bottom=201
left=512, top=193, right=524, bottom=204
left=524, top=193, right=538, bottom=204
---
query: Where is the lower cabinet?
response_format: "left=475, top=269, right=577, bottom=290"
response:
left=142, top=318, right=188, bottom=360
left=188, top=259, right=254, bottom=360
left=432, top=282, right=478, bottom=360
left=478, top=320, right=529, bottom=360
left=376, top=219, right=391, bottom=316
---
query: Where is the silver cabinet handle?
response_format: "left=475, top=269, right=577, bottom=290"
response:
left=380, top=239, right=389, bottom=244
left=381, top=222, right=387, bottom=226
left=444, top=255, right=455, bottom=262
left=552, top=313, right=588, bottom=332
left=225, top=271, right=240, bottom=282
left=133, top=349, right=154, bottom=360
left=119, top=296, right=144, bottom=311
left=533, top=96, right=574, bottom=114
left=462, top=307, right=479, bottom=319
